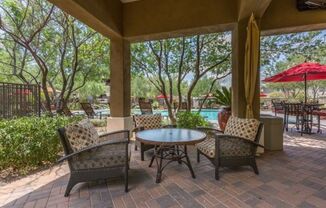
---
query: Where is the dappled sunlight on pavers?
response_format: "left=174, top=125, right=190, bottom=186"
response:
left=1, top=128, right=325, bottom=208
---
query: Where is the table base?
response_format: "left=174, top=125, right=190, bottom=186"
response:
left=149, top=145, right=195, bottom=183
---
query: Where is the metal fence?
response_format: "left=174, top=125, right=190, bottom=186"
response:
left=0, top=82, right=41, bottom=119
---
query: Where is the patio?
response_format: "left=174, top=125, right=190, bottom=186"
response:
left=0, top=0, right=325, bottom=208
left=1, top=126, right=325, bottom=208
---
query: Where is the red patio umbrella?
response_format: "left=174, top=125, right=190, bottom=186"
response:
left=260, top=92, right=268, bottom=97
left=263, top=62, right=326, bottom=103
left=156, top=94, right=168, bottom=99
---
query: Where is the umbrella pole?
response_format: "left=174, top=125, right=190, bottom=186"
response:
left=304, top=73, right=307, bottom=104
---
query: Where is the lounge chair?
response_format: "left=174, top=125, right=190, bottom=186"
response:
left=196, top=116, right=263, bottom=180
left=62, top=105, right=74, bottom=117
left=80, top=102, right=103, bottom=119
left=57, top=119, right=130, bottom=196
left=139, top=100, right=153, bottom=115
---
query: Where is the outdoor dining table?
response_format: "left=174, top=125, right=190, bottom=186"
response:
left=284, top=102, right=323, bottom=134
left=136, top=128, right=206, bottom=183
left=302, top=103, right=323, bottom=134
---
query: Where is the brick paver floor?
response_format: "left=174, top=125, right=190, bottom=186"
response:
left=1, top=127, right=325, bottom=208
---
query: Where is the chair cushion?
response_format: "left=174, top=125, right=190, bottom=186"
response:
left=196, top=137, right=215, bottom=158
left=196, top=136, right=252, bottom=158
left=133, top=114, right=162, bottom=129
left=224, top=116, right=260, bottom=141
left=65, top=119, right=99, bottom=152
left=72, top=145, right=131, bottom=170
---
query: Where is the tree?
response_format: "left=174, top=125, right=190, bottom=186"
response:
left=261, top=31, right=326, bottom=77
left=132, top=33, right=231, bottom=123
left=261, top=30, right=326, bottom=101
left=0, top=0, right=109, bottom=113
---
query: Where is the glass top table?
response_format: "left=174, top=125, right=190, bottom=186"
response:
left=136, top=128, right=207, bottom=183
left=136, top=128, right=206, bottom=145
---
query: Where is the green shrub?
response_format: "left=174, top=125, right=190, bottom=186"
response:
left=0, top=116, right=81, bottom=172
left=90, top=119, right=107, bottom=127
left=176, top=111, right=208, bottom=129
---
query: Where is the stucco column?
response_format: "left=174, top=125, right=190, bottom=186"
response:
left=107, top=37, right=133, bottom=131
left=232, top=19, right=260, bottom=119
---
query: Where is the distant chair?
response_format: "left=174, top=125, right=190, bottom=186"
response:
left=62, top=105, right=73, bottom=117
left=139, top=100, right=153, bottom=115
left=133, top=114, right=175, bottom=161
left=313, top=109, right=325, bottom=134
left=173, top=102, right=188, bottom=111
left=40, top=102, right=48, bottom=113
left=181, top=102, right=188, bottom=110
left=271, top=99, right=284, bottom=116
left=283, top=103, right=304, bottom=132
left=80, top=102, right=103, bottom=119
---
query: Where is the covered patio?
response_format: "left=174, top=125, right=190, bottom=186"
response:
left=1, top=126, right=326, bottom=207
left=1, top=0, right=326, bottom=207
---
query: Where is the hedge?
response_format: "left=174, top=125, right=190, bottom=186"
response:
left=0, top=116, right=81, bottom=172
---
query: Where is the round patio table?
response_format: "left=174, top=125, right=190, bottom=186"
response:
left=136, top=128, right=206, bottom=183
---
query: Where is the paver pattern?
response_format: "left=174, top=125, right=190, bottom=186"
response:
left=1, top=127, right=325, bottom=208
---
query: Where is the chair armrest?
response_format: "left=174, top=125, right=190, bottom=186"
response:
left=99, top=130, right=130, bottom=143
left=132, top=126, right=145, bottom=133
left=197, top=127, right=223, bottom=133
left=216, top=134, right=264, bottom=148
left=99, top=130, right=130, bottom=138
left=57, top=139, right=129, bottom=163
left=162, top=124, right=177, bottom=128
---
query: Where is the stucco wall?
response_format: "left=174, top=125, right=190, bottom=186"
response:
left=123, top=0, right=237, bottom=38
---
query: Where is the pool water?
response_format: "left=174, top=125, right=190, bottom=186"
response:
left=77, top=108, right=220, bottom=122
left=132, top=109, right=220, bottom=122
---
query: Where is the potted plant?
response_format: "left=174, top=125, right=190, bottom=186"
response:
left=212, top=87, right=232, bottom=131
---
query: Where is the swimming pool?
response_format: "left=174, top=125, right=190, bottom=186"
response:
left=132, top=109, right=220, bottom=122
left=76, top=108, right=220, bottom=122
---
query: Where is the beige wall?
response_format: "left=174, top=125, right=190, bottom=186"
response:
left=123, top=0, right=237, bottom=39
left=48, top=0, right=326, bottom=40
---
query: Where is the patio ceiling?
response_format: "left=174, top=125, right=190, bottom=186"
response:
left=120, top=0, right=139, bottom=3
left=48, top=0, right=326, bottom=40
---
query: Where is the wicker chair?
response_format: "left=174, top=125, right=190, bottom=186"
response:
left=80, top=102, right=103, bottom=119
left=62, top=105, right=73, bottom=117
left=196, top=116, right=264, bottom=180
left=271, top=99, right=285, bottom=116
left=139, top=100, right=153, bottom=115
left=57, top=119, right=130, bottom=196
left=133, top=114, right=175, bottom=161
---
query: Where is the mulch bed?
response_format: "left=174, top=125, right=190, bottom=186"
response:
left=0, top=163, right=54, bottom=185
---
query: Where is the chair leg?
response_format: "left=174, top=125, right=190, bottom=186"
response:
left=197, top=150, right=200, bottom=163
left=64, top=177, right=76, bottom=197
left=251, top=160, right=259, bottom=175
left=301, top=115, right=304, bottom=136
left=317, top=115, right=321, bottom=133
left=215, top=166, right=219, bottom=180
left=125, top=167, right=128, bottom=192
left=149, top=154, right=155, bottom=167
left=141, top=149, right=145, bottom=161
